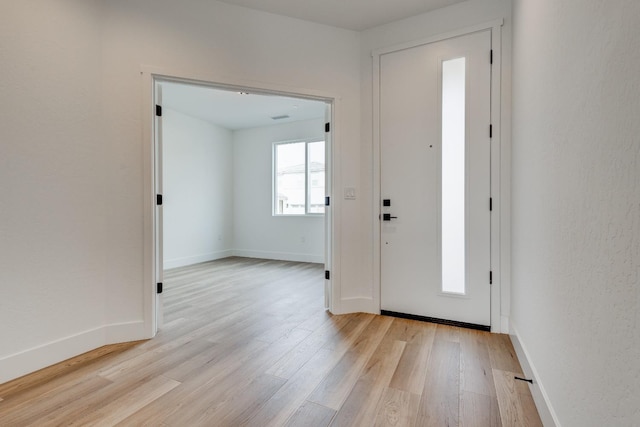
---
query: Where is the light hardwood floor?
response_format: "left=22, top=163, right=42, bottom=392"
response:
left=0, top=257, right=542, bottom=426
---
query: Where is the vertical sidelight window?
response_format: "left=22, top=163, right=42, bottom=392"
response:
left=441, top=57, right=466, bottom=294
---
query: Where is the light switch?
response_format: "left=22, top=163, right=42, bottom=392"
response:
left=344, top=187, right=356, bottom=200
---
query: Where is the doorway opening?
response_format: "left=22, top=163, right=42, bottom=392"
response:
left=149, top=76, right=334, bottom=333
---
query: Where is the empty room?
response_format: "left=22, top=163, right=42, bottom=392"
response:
left=1, top=0, right=638, bottom=426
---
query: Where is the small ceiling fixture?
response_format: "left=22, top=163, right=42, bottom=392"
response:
left=238, top=91, right=250, bottom=95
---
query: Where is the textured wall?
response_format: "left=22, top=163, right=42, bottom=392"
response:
left=511, top=0, right=640, bottom=425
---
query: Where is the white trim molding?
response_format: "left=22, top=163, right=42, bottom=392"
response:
left=0, top=321, right=146, bottom=384
left=232, top=250, right=324, bottom=264
left=510, top=321, right=561, bottom=426
left=164, top=250, right=235, bottom=270
left=141, top=67, right=341, bottom=335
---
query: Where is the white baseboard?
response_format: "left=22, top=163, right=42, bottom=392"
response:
left=165, top=250, right=323, bottom=269
left=0, top=321, right=147, bottom=385
left=510, top=321, right=561, bottom=427
left=104, top=320, right=149, bottom=343
left=232, top=249, right=323, bottom=264
left=164, top=250, right=233, bottom=270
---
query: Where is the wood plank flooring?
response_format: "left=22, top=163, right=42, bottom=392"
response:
left=0, top=257, right=542, bottom=426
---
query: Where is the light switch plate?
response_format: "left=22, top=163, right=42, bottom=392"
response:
left=344, top=187, right=356, bottom=200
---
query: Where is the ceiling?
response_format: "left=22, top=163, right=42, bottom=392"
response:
left=161, top=82, right=327, bottom=131
left=217, top=0, right=467, bottom=31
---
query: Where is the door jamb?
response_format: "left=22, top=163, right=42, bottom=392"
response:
left=372, top=19, right=506, bottom=332
left=141, top=68, right=339, bottom=337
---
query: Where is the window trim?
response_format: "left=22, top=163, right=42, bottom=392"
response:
left=273, top=138, right=325, bottom=217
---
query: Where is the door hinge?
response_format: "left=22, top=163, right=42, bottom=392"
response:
left=157, top=194, right=163, bottom=206
left=489, top=124, right=493, bottom=138
left=490, top=50, right=493, bottom=64
left=325, top=122, right=331, bottom=133
left=490, top=197, right=493, bottom=211
left=325, top=270, right=331, bottom=280
left=489, top=271, right=493, bottom=285
left=325, top=196, right=330, bottom=206
left=157, top=282, right=163, bottom=294
left=156, top=105, right=162, bottom=117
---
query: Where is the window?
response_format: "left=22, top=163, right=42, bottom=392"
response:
left=274, top=140, right=325, bottom=215
left=441, top=57, right=466, bottom=294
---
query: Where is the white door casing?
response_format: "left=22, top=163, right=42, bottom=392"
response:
left=324, top=103, right=333, bottom=310
left=379, top=30, right=492, bottom=328
left=144, top=72, right=339, bottom=335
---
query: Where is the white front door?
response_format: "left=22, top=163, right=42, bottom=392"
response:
left=380, top=30, right=492, bottom=328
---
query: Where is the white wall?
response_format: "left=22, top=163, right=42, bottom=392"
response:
left=0, top=1, right=109, bottom=383
left=3, top=3, right=638, bottom=423
left=359, top=0, right=512, bottom=314
left=163, top=110, right=323, bottom=267
left=0, top=0, right=360, bottom=384
left=233, top=118, right=325, bottom=263
left=511, top=0, right=640, bottom=425
left=0, top=0, right=512, bottom=384
left=162, top=108, right=234, bottom=269
left=100, top=0, right=361, bottom=321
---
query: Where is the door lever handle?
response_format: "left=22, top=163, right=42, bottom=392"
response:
left=382, top=213, right=398, bottom=221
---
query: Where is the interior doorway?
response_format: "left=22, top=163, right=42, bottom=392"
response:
left=151, top=77, right=334, bottom=331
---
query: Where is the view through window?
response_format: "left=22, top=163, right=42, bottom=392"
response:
left=274, top=140, right=325, bottom=215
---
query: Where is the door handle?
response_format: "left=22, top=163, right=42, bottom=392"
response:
left=382, top=213, right=398, bottom=221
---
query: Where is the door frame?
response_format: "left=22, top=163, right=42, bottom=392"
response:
left=372, top=20, right=506, bottom=332
left=141, top=68, right=338, bottom=336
